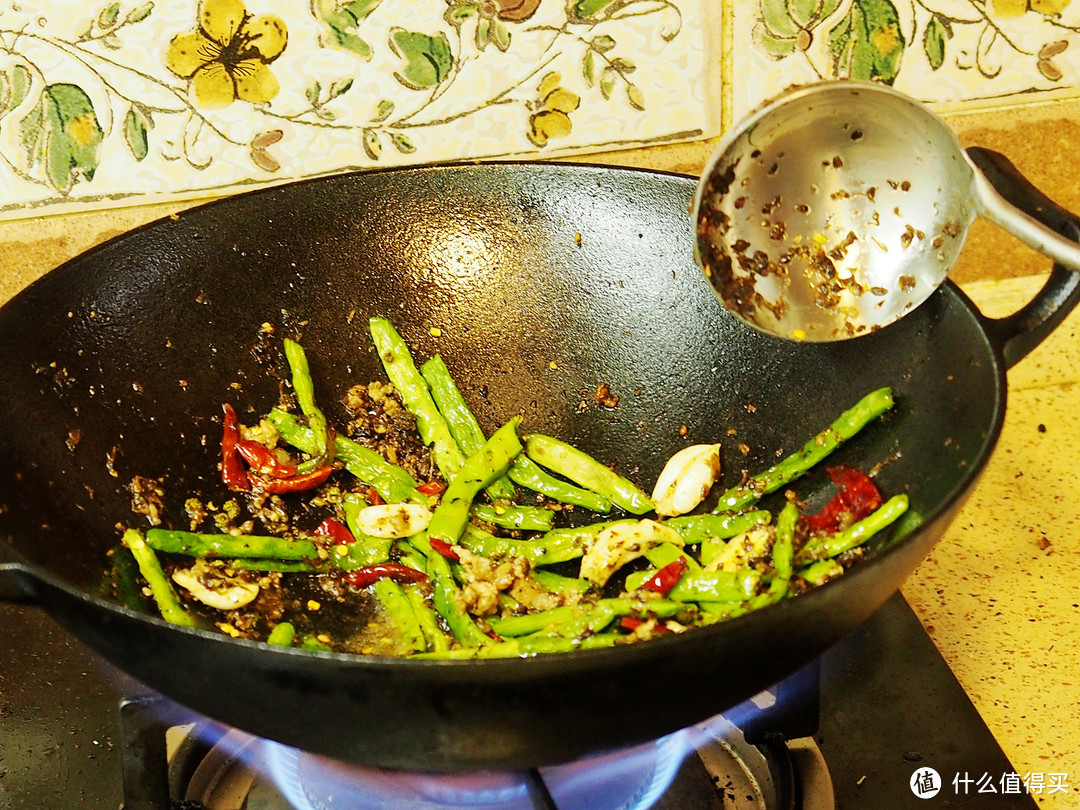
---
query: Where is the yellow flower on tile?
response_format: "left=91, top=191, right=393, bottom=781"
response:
left=166, top=0, right=287, bottom=109
left=988, top=0, right=1069, bottom=17
left=527, top=72, right=580, bottom=147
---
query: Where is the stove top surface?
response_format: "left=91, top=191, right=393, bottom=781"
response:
left=0, top=594, right=1037, bottom=809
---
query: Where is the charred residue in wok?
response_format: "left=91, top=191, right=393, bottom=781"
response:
left=697, top=156, right=756, bottom=318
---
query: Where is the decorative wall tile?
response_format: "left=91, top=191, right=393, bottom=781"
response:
left=2, top=0, right=1075, bottom=221
left=0, top=0, right=722, bottom=220
left=728, top=0, right=1080, bottom=120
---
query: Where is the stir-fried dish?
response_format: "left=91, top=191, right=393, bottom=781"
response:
left=111, top=318, right=908, bottom=658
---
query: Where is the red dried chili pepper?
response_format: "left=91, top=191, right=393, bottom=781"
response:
left=619, top=616, right=672, bottom=634
left=639, top=557, right=689, bottom=597
left=254, top=465, right=334, bottom=494
left=416, top=480, right=446, bottom=496
left=428, top=537, right=460, bottom=562
left=314, top=517, right=354, bottom=545
left=366, top=486, right=385, bottom=506
left=802, top=465, right=882, bottom=534
left=236, top=440, right=299, bottom=479
left=220, top=403, right=250, bottom=492
left=344, top=563, right=429, bottom=589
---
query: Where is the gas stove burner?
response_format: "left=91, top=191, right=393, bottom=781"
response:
left=170, top=714, right=834, bottom=810
left=3, top=594, right=1042, bottom=809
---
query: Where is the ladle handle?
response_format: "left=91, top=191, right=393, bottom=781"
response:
left=966, top=147, right=1080, bottom=368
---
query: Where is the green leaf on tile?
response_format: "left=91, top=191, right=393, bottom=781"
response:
left=390, top=132, right=415, bottom=154
left=329, top=78, right=354, bottom=99
left=0, top=64, right=32, bottom=116
left=19, top=84, right=103, bottom=193
left=754, top=24, right=798, bottom=59
left=827, top=0, right=905, bottom=83
left=760, top=0, right=800, bottom=38
left=390, top=29, right=453, bottom=89
left=125, top=105, right=150, bottom=161
left=599, top=67, right=616, bottom=99
left=492, top=20, right=511, bottom=52
left=787, top=0, right=820, bottom=30
left=923, top=16, right=949, bottom=71
left=372, top=99, right=395, bottom=122
left=315, top=0, right=381, bottom=59
left=98, top=2, right=121, bottom=29
left=583, top=50, right=596, bottom=86
left=573, top=0, right=618, bottom=21
left=125, top=2, right=154, bottom=24
left=363, top=128, right=382, bottom=160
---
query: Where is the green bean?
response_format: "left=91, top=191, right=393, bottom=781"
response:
left=531, top=569, right=590, bottom=595
left=410, top=633, right=623, bottom=659
left=646, top=542, right=703, bottom=573
left=457, top=522, right=596, bottom=568
left=145, top=528, right=319, bottom=560
left=664, top=511, right=771, bottom=545
left=369, top=317, right=465, bottom=477
left=470, top=503, right=555, bottom=532
left=797, top=559, right=844, bottom=586
left=266, top=621, right=296, bottom=646
left=506, top=456, right=613, bottom=512
left=226, top=559, right=317, bottom=573
left=713, top=387, right=895, bottom=513
left=543, top=603, right=621, bottom=638
left=373, top=579, right=426, bottom=654
left=297, top=635, right=332, bottom=652
left=529, top=520, right=636, bottom=565
left=424, top=540, right=493, bottom=648
left=454, top=523, right=588, bottom=570
left=427, top=418, right=523, bottom=545
left=482, top=605, right=578, bottom=637
left=772, top=501, right=797, bottom=581
left=282, top=339, right=329, bottom=464
left=402, top=584, right=452, bottom=653
left=121, top=529, right=197, bottom=627
left=667, top=569, right=761, bottom=603
left=524, top=434, right=653, bottom=514
left=457, top=522, right=529, bottom=559
left=106, top=544, right=153, bottom=612
left=487, top=598, right=691, bottom=637
left=267, top=408, right=422, bottom=505
left=795, top=494, right=910, bottom=564
left=420, top=354, right=517, bottom=502
left=762, top=501, right=798, bottom=603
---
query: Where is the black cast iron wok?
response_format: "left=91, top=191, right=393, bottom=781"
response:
left=0, top=153, right=1077, bottom=772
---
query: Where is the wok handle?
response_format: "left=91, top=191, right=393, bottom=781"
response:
left=0, top=547, right=39, bottom=602
left=965, top=146, right=1080, bottom=369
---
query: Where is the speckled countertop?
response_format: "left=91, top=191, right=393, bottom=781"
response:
left=1, top=104, right=1078, bottom=807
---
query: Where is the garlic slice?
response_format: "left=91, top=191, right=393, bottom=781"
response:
left=651, top=443, right=722, bottom=517
left=172, top=559, right=260, bottom=610
left=579, top=519, right=684, bottom=587
left=352, top=503, right=433, bottom=539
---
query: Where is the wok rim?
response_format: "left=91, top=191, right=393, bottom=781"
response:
left=0, top=160, right=1011, bottom=673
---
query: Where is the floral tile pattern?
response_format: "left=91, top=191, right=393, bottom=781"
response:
left=0, top=0, right=721, bottom=220
left=729, top=0, right=1080, bottom=120
left=1, top=0, right=1076, bottom=221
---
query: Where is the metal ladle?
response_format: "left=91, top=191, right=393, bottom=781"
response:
left=693, top=80, right=1080, bottom=341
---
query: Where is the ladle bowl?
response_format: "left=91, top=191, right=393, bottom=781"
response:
left=693, top=80, right=1080, bottom=341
